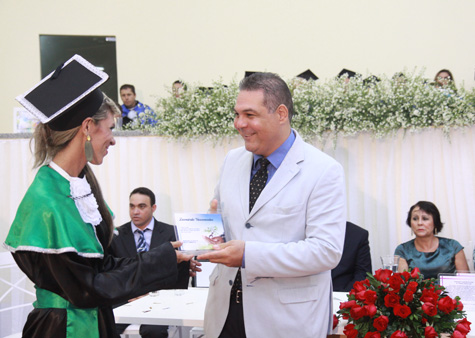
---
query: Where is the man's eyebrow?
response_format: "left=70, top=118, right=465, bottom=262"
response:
left=234, top=108, right=257, bottom=113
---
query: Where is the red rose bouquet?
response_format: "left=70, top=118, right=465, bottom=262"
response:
left=336, top=267, right=471, bottom=337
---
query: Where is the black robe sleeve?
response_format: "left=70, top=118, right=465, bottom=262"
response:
left=13, top=241, right=183, bottom=308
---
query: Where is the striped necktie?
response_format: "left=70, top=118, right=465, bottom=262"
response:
left=136, top=229, right=148, bottom=252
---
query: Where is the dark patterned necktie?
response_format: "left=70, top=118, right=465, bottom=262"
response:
left=249, top=158, right=270, bottom=212
left=136, top=229, right=147, bottom=252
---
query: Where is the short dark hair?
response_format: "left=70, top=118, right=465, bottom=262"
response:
left=239, top=72, right=294, bottom=122
left=120, top=84, right=136, bottom=94
left=130, top=187, right=155, bottom=206
left=406, top=201, right=444, bottom=234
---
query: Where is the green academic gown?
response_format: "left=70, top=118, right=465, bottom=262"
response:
left=4, top=166, right=189, bottom=338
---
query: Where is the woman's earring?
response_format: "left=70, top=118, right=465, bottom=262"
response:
left=85, top=135, right=93, bottom=162
left=411, top=229, right=414, bottom=236
left=434, top=228, right=438, bottom=235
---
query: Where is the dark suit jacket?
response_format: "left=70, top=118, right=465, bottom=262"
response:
left=331, top=221, right=372, bottom=292
left=108, top=218, right=189, bottom=289
left=109, top=218, right=177, bottom=258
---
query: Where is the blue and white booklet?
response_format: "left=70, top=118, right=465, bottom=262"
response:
left=174, top=213, right=225, bottom=255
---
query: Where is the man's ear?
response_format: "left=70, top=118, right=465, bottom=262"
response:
left=276, top=104, right=289, bottom=123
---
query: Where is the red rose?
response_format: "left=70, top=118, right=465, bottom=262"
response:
left=340, top=300, right=357, bottom=310
left=452, top=330, right=466, bottom=338
left=364, top=332, right=381, bottom=338
left=438, top=296, right=456, bottom=314
left=421, top=317, right=427, bottom=324
left=364, top=290, right=377, bottom=304
left=373, top=315, right=389, bottom=331
left=384, top=293, right=401, bottom=307
left=350, top=305, right=368, bottom=320
left=454, top=299, right=464, bottom=311
left=410, top=267, right=421, bottom=278
left=332, top=314, right=339, bottom=330
left=365, top=304, right=377, bottom=318
left=424, top=326, right=438, bottom=338
left=455, top=318, right=472, bottom=335
left=356, top=290, right=367, bottom=301
left=393, top=304, right=411, bottom=318
left=389, top=274, right=405, bottom=292
left=422, top=302, right=437, bottom=317
left=374, top=268, right=392, bottom=282
left=344, top=324, right=358, bottom=338
left=353, top=280, right=369, bottom=292
left=390, top=330, right=408, bottom=338
left=407, top=281, right=418, bottom=292
left=421, top=289, right=438, bottom=305
left=403, top=290, right=414, bottom=302
left=401, top=271, right=410, bottom=281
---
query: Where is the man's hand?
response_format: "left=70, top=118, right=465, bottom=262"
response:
left=171, top=241, right=193, bottom=263
left=189, top=258, right=202, bottom=277
left=196, top=240, right=245, bottom=267
left=208, top=199, right=218, bottom=213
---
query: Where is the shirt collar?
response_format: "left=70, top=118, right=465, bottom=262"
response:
left=131, top=217, right=155, bottom=233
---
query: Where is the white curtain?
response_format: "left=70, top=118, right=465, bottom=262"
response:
left=1, top=127, right=474, bottom=274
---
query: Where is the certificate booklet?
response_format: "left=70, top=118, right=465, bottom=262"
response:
left=174, top=213, right=225, bottom=254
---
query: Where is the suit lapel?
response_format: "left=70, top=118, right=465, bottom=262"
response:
left=239, top=153, right=254, bottom=216
left=150, top=219, right=164, bottom=248
left=249, top=133, right=304, bottom=218
left=122, top=223, right=138, bottom=257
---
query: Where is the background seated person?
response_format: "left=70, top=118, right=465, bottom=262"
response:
left=172, top=80, right=186, bottom=98
left=396, top=201, right=469, bottom=279
left=109, top=187, right=189, bottom=338
left=332, top=221, right=372, bottom=292
left=433, top=69, right=457, bottom=92
left=120, top=84, right=158, bottom=126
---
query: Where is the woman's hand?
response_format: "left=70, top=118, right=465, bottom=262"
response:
left=171, top=241, right=193, bottom=263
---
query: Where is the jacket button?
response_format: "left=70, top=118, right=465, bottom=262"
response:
left=229, top=280, right=233, bottom=285
left=245, top=223, right=252, bottom=229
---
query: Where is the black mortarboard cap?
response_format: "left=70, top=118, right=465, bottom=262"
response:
left=296, top=69, right=318, bottom=81
left=338, top=68, right=357, bottom=78
left=16, top=54, right=109, bottom=131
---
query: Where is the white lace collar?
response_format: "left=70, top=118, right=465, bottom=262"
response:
left=49, top=161, right=103, bottom=226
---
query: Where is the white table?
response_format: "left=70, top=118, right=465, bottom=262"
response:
left=114, top=288, right=208, bottom=327
left=114, top=289, right=348, bottom=336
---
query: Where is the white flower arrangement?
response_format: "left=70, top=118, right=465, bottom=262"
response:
left=124, top=71, right=475, bottom=142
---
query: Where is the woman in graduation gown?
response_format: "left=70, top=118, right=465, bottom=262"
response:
left=4, top=55, right=197, bottom=338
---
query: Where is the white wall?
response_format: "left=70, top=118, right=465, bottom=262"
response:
left=1, top=0, right=474, bottom=133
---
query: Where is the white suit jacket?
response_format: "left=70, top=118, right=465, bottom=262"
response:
left=204, top=131, right=346, bottom=338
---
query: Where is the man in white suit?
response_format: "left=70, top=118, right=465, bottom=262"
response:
left=197, top=72, right=346, bottom=338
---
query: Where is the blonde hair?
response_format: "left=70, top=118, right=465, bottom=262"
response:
left=31, top=93, right=120, bottom=245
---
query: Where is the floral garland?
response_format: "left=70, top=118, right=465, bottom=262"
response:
left=336, top=267, right=472, bottom=338
left=124, top=72, right=475, bottom=142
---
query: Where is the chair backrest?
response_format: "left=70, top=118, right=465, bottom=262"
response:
left=0, top=251, right=35, bottom=337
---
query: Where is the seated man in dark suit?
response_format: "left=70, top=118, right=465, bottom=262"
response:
left=109, top=187, right=179, bottom=338
left=331, top=221, right=372, bottom=292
